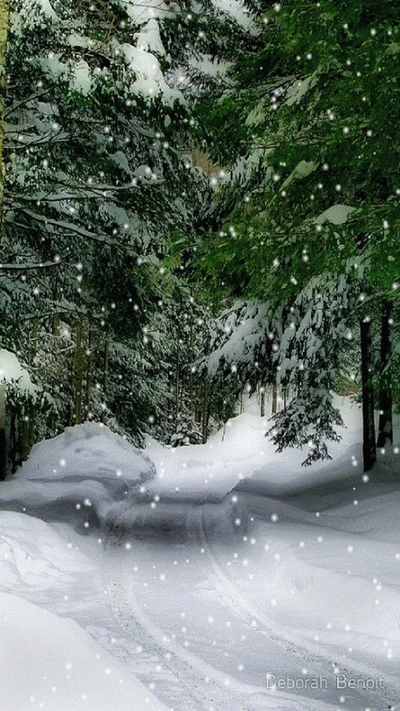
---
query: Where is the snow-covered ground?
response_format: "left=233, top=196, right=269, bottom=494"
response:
left=1, top=397, right=400, bottom=711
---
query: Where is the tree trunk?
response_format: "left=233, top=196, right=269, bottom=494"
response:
left=20, top=405, right=32, bottom=462
left=0, top=0, right=9, bottom=245
left=260, top=387, right=265, bottom=417
left=202, top=380, right=209, bottom=443
left=377, top=300, right=393, bottom=448
left=101, top=334, right=110, bottom=422
left=360, top=319, right=376, bottom=471
left=84, top=328, right=93, bottom=419
left=30, top=318, right=38, bottom=364
left=103, top=334, right=110, bottom=394
left=73, top=319, right=84, bottom=425
left=194, top=381, right=201, bottom=423
left=52, top=292, right=61, bottom=337
left=272, top=382, right=278, bottom=415
left=9, top=409, right=19, bottom=472
left=0, top=381, right=5, bottom=480
left=205, top=384, right=211, bottom=438
left=0, top=1, right=10, bottom=478
left=175, top=340, right=180, bottom=429
left=189, top=320, right=194, bottom=417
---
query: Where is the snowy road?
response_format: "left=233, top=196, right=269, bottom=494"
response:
left=2, top=407, right=400, bottom=711
left=103, top=494, right=400, bottom=711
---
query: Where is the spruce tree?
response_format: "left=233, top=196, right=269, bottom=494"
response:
left=0, top=0, right=9, bottom=478
left=0, top=0, right=211, bottom=457
left=196, top=0, right=400, bottom=469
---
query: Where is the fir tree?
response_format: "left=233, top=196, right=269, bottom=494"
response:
left=196, top=0, right=400, bottom=469
left=0, top=0, right=212, bottom=464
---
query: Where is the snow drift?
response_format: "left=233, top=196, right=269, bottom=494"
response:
left=0, top=422, right=155, bottom=529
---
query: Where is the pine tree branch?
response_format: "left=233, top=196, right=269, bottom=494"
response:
left=0, top=260, right=62, bottom=270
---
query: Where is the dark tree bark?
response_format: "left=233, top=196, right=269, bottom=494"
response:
left=0, top=382, right=5, bottom=480
left=272, top=382, right=277, bottom=415
left=260, top=387, right=265, bottom=417
left=101, top=334, right=110, bottom=423
left=52, top=292, right=61, bottom=337
left=0, top=0, right=9, bottom=244
left=73, top=319, right=84, bottom=425
left=0, top=0, right=10, bottom=479
left=175, top=340, right=180, bottom=430
left=189, top=321, right=194, bottom=416
left=30, top=318, right=38, bottom=364
left=377, top=300, right=393, bottom=448
left=360, top=319, right=376, bottom=471
left=202, top=380, right=209, bottom=443
left=84, top=328, right=93, bottom=420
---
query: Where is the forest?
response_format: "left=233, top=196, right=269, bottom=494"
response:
left=0, top=0, right=399, bottom=473
left=1, top=3, right=400, bottom=711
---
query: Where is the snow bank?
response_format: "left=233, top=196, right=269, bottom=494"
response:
left=0, top=511, right=167, bottom=710
left=204, top=487, right=400, bottom=670
left=0, top=591, right=167, bottom=711
left=18, top=422, right=154, bottom=482
left=0, top=511, right=100, bottom=600
left=0, top=423, right=155, bottom=528
left=0, top=397, right=399, bottom=710
left=144, top=396, right=364, bottom=500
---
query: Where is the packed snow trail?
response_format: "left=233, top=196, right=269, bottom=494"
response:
left=1, top=402, right=400, bottom=711
left=106, top=510, right=333, bottom=711
left=104, top=495, right=399, bottom=711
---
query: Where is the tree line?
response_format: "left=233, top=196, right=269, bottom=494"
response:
left=0, top=0, right=399, bottom=476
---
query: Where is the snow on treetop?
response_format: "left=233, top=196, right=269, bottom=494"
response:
left=119, top=16, right=183, bottom=104
left=245, top=99, right=268, bottom=128
left=121, top=41, right=183, bottom=104
left=206, top=302, right=270, bottom=377
left=67, top=32, right=91, bottom=49
left=72, top=60, right=92, bottom=96
left=12, top=0, right=58, bottom=33
left=125, top=0, right=172, bottom=26
left=285, top=71, right=319, bottom=106
left=0, top=349, right=38, bottom=394
left=33, top=0, right=58, bottom=20
left=134, top=18, right=166, bottom=56
left=315, top=204, right=356, bottom=226
left=281, top=160, right=318, bottom=189
left=214, top=0, right=253, bottom=27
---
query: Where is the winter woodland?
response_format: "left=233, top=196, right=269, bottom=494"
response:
left=0, top=1, right=399, bottom=710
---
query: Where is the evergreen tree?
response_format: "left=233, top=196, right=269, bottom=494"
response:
left=0, top=0, right=9, bottom=478
left=196, top=0, right=400, bottom=469
left=0, top=0, right=212, bottom=466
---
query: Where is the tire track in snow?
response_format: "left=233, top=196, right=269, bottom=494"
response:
left=105, top=537, right=205, bottom=711
left=190, top=504, right=398, bottom=710
left=104, top=534, right=286, bottom=711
